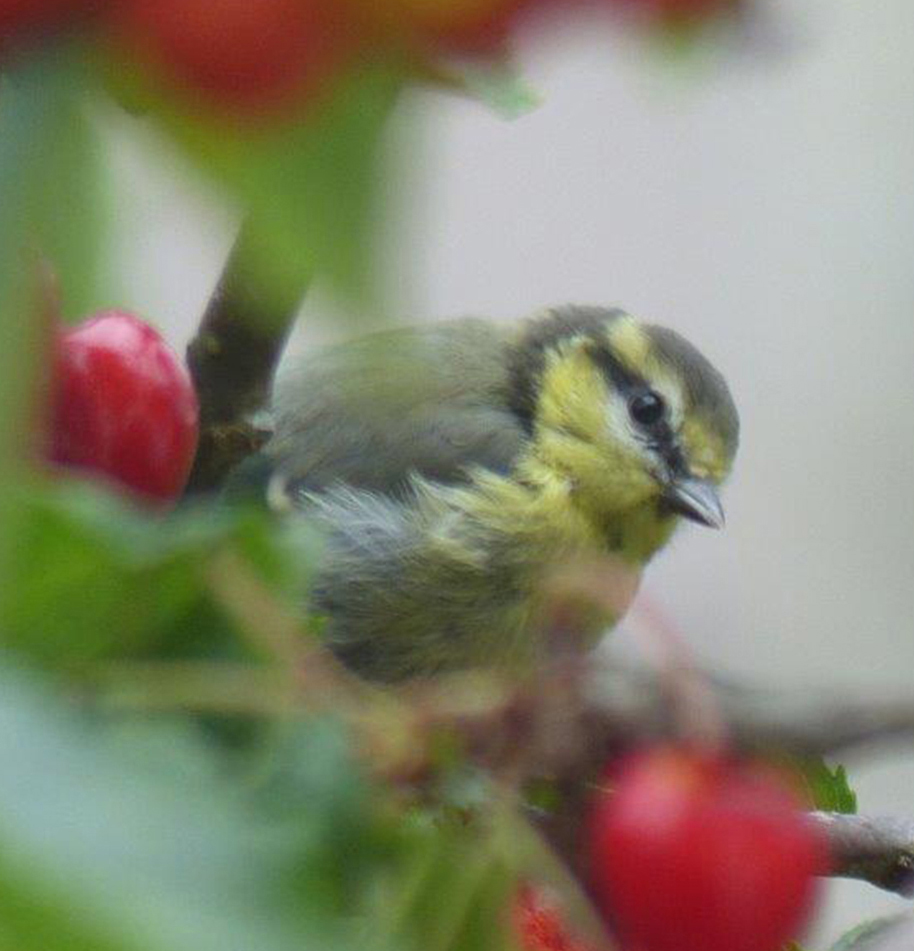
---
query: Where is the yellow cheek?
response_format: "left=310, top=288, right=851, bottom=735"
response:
left=534, top=343, right=660, bottom=510
left=681, top=417, right=730, bottom=482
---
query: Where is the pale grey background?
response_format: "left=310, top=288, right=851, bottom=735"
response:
left=101, top=0, right=914, bottom=943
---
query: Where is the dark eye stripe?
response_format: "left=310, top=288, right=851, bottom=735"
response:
left=586, top=342, right=646, bottom=395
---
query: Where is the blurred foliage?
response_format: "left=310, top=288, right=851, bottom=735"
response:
left=0, top=668, right=372, bottom=951
left=0, top=476, right=522, bottom=951
left=0, top=478, right=318, bottom=667
left=150, top=59, right=404, bottom=309
left=0, top=28, right=534, bottom=951
left=0, top=53, right=106, bottom=322
left=796, top=758, right=858, bottom=815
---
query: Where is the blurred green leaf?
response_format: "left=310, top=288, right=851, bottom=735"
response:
left=0, top=51, right=108, bottom=624
left=0, top=49, right=105, bottom=322
left=0, top=57, right=64, bottom=603
left=140, top=61, right=403, bottom=307
left=377, top=813, right=518, bottom=951
left=798, top=759, right=858, bottom=815
left=0, top=479, right=320, bottom=669
left=38, top=93, right=107, bottom=322
left=254, top=721, right=392, bottom=924
left=0, top=664, right=383, bottom=951
left=447, top=60, right=542, bottom=121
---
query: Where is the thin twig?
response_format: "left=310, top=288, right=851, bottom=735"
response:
left=87, top=662, right=291, bottom=715
left=184, top=221, right=309, bottom=494
left=812, top=812, right=914, bottom=897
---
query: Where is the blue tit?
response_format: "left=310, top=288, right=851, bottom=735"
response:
left=245, top=305, right=738, bottom=681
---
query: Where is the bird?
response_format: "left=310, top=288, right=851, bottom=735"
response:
left=242, top=304, right=739, bottom=682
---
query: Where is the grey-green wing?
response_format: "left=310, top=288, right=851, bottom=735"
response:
left=265, top=317, right=527, bottom=500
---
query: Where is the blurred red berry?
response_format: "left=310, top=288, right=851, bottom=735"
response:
left=346, top=0, right=537, bottom=56
left=51, top=310, right=198, bottom=505
left=587, top=747, right=830, bottom=951
left=108, top=0, right=357, bottom=118
left=513, top=884, right=596, bottom=951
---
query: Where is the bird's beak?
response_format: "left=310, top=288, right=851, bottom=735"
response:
left=663, top=476, right=725, bottom=529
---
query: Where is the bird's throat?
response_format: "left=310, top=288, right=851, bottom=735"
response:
left=504, top=454, right=678, bottom=567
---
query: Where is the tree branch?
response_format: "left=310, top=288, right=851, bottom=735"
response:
left=812, top=812, right=914, bottom=897
left=184, top=222, right=310, bottom=494
left=579, top=664, right=914, bottom=762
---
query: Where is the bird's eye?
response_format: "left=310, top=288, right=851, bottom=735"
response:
left=628, top=390, right=666, bottom=427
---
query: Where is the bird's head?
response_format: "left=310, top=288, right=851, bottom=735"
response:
left=508, top=306, right=739, bottom=534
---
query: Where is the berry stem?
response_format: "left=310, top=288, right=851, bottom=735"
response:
left=630, top=596, right=729, bottom=753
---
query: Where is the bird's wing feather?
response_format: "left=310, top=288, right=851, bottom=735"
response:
left=266, top=317, right=527, bottom=499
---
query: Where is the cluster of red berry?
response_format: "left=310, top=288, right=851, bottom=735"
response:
left=51, top=311, right=198, bottom=506
left=518, top=747, right=830, bottom=951
left=1, top=0, right=738, bottom=119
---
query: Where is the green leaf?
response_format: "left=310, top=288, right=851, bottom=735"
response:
left=37, top=92, right=107, bottom=322
left=0, top=59, right=63, bottom=600
left=0, top=49, right=106, bottom=323
left=0, top=664, right=378, bottom=951
left=0, top=50, right=107, bottom=614
left=799, top=758, right=858, bottom=814
left=253, top=720, right=388, bottom=921
left=378, top=814, right=518, bottom=951
left=137, top=61, right=404, bottom=307
left=0, top=479, right=320, bottom=669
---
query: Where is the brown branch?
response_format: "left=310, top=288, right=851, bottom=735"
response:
left=812, top=812, right=914, bottom=897
left=184, top=221, right=310, bottom=494
left=578, top=664, right=914, bottom=762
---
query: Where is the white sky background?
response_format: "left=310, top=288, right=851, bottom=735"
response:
left=103, top=0, right=914, bottom=943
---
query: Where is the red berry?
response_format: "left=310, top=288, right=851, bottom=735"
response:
left=51, top=310, right=199, bottom=505
left=587, top=748, right=829, bottom=951
left=513, top=884, right=596, bottom=951
left=108, top=0, right=357, bottom=118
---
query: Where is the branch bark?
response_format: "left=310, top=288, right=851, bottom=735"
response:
left=580, top=664, right=914, bottom=761
left=184, top=222, right=310, bottom=494
left=812, top=812, right=914, bottom=897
